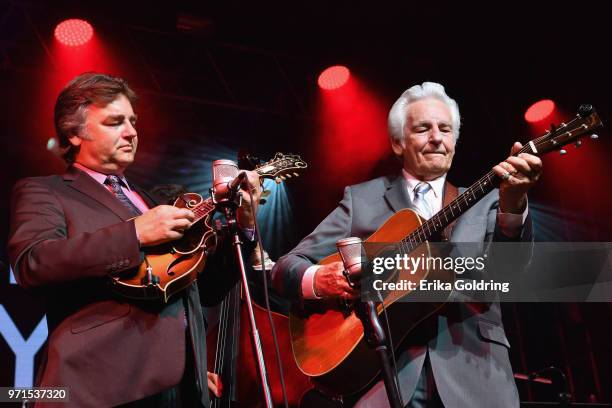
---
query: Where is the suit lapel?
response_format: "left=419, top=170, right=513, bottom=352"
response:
left=64, top=166, right=136, bottom=221
left=384, top=174, right=412, bottom=213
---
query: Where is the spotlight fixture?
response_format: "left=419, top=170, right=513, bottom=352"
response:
left=525, top=99, right=555, bottom=123
left=318, top=65, right=350, bottom=90
left=54, top=19, right=94, bottom=47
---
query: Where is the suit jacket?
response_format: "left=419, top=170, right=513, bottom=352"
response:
left=272, top=174, right=533, bottom=408
left=8, top=166, right=214, bottom=408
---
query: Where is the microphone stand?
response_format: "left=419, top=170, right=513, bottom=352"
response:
left=212, top=189, right=273, bottom=408
left=353, top=300, right=403, bottom=408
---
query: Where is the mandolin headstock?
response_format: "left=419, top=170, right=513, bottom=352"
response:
left=255, top=152, right=308, bottom=183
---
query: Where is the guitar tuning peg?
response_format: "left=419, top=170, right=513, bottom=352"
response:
left=560, top=149, right=567, bottom=155
left=591, top=134, right=599, bottom=140
left=575, top=140, right=582, bottom=148
left=280, top=176, right=286, bottom=180
left=293, top=172, right=299, bottom=177
left=285, top=173, right=292, bottom=178
left=275, top=177, right=281, bottom=184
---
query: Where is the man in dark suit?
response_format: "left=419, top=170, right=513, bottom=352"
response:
left=272, top=82, right=542, bottom=407
left=8, top=73, right=260, bottom=407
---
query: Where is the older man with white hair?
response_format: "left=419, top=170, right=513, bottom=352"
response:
left=272, top=82, right=542, bottom=407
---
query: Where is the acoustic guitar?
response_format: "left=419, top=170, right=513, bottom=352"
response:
left=111, top=153, right=307, bottom=302
left=288, top=106, right=603, bottom=396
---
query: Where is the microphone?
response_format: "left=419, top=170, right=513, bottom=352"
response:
left=211, top=159, right=247, bottom=201
left=336, top=237, right=363, bottom=287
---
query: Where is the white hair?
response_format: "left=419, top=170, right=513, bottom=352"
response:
left=387, top=81, right=461, bottom=145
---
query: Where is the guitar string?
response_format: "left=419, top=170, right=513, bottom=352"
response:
left=400, top=114, right=585, bottom=248
left=214, top=291, right=229, bottom=407
left=375, top=116, right=587, bottom=294
left=377, top=115, right=588, bottom=299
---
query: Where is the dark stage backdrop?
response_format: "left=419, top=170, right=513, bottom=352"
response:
left=1, top=0, right=612, bottom=404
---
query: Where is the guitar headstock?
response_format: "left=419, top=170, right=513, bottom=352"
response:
left=255, top=153, right=308, bottom=183
left=529, top=105, right=603, bottom=156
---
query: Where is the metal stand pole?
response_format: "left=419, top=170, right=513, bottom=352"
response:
left=354, top=300, right=403, bottom=408
left=216, top=193, right=273, bottom=408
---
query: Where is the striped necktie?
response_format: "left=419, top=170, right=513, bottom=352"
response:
left=105, top=175, right=142, bottom=216
left=412, top=182, right=433, bottom=219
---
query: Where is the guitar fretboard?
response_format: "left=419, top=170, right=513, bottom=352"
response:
left=403, top=170, right=499, bottom=248
left=398, top=108, right=601, bottom=253
left=398, top=119, right=570, bottom=252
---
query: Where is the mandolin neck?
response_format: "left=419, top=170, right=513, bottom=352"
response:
left=189, top=167, right=268, bottom=223
left=192, top=198, right=216, bottom=223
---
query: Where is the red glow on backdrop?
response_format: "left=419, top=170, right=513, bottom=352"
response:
left=316, top=74, right=390, bottom=190
left=524, top=104, right=610, bottom=239
left=524, top=99, right=555, bottom=123
left=32, top=23, right=122, bottom=170
left=318, top=65, right=350, bottom=90
left=52, top=36, right=114, bottom=80
left=54, top=19, right=94, bottom=47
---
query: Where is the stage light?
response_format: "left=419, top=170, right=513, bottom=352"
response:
left=54, top=19, right=94, bottom=47
left=524, top=99, right=555, bottom=123
left=318, top=65, right=350, bottom=90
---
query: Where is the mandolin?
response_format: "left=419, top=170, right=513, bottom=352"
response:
left=111, top=153, right=307, bottom=302
left=289, top=106, right=603, bottom=396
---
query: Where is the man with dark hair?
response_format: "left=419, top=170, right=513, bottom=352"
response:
left=8, top=72, right=259, bottom=407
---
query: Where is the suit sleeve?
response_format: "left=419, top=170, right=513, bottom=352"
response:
left=487, top=191, right=534, bottom=275
left=271, top=187, right=353, bottom=301
left=8, top=178, right=142, bottom=289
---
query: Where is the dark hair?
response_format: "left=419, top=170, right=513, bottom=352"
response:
left=54, top=72, right=138, bottom=163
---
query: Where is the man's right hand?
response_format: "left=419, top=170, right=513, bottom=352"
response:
left=313, top=261, right=360, bottom=299
left=134, top=205, right=195, bottom=247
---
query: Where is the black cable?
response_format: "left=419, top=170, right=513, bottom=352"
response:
left=247, top=181, right=290, bottom=408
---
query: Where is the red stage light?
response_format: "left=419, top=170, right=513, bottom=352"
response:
left=318, top=65, right=350, bottom=90
left=54, top=19, right=94, bottom=47
left=524, top=99, right=555, bottom=123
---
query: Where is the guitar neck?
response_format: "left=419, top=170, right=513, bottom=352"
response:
left=406, top=171, right=499, bottom=245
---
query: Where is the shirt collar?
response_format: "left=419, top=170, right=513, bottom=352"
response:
left=73, top=162, right=132, bottom=191
left=401, top=168, right=446, bottom=199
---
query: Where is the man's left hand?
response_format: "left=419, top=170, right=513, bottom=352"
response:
left=236, top=170, right=262, bottom=229
left=207, top=371, right=223, bottom=398
left=493, top=142, right=543, bottom=214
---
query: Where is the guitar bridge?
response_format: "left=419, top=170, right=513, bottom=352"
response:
left=142, top=264, right=160, bottom=286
